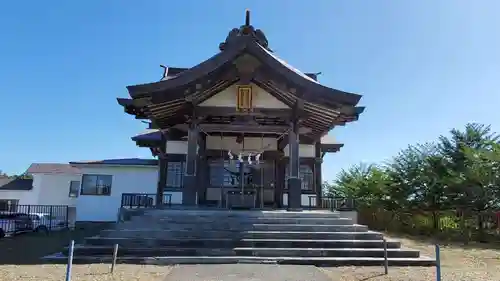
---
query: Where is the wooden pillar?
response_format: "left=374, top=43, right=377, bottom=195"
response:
left=156, top=134, right=167, bottom=207
left=287, top=119, right=302, bottom=210
left=183, top=122, right=198, bottom=205
left=274, top=158, right=285, bottom=208
left=314, top=142, right=323, bottom=207
left=196, top=133, right=207, bottom=205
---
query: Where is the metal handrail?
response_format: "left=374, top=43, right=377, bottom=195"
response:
left=120, top=193, right=172, bottom=208
left=307, top=196, right=356, bottom=211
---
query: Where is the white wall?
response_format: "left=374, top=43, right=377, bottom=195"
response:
left=169, top=137, right=316, bottom=157
left=75, top=165, right=159, bottom=222
left=206, top=136, right=277, bottom=152
left=283, top=144, right=315, bottom=158
left=0, top=190, right=38, bottom=206
left=166, top=140, right=188, bottom=154
left=36, top=174, right=80, bottom=206
left=198, top=83, right=290, bottom=109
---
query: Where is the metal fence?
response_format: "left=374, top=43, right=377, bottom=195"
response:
left=0, top=204, right=71, bottom=238
left=120, top=193, right=172, bottom=209
left=307, top=196, right=357, bottom=211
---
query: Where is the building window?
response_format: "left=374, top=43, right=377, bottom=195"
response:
left=81, top=174, right=112, bottom=196
left=166, top=162, right=185, bottom=188
left=0, top=199, right=19, bottom=212
left=285, top=164, right=314, bottom=191
left=69, top=181, right=80, bottom=197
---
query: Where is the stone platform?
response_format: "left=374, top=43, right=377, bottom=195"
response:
left=45, top=208, right=436, bottom=266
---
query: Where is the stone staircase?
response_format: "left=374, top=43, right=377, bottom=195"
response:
left=50, top=209, right=436, bottom=266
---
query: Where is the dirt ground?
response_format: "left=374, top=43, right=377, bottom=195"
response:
left=0, top=227, right=499, bottom=281
left=320, top=234, right=500, bottom=281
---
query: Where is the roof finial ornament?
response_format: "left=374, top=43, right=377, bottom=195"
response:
left=245, top=9, right=250, bottom=26
left=219, top=10, right=271, bottom=52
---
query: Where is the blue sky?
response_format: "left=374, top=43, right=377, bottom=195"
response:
left=1, top=1, right=499, bottom=182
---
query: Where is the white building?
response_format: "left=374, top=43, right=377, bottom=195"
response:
left=1, top=162, right=150, bottom=222
left=0, top=163, right=81, bottom=208
left=0, top=160, right=158, bottom=222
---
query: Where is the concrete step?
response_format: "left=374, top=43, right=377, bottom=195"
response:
left=234, top=248, right=420, bottom=258
left=85, top=237, right=402, bottom=249
left=44, top=254, right=436, bottom=267
left=246, top=231, right=383, bottom=240
left=64, top=245, right=419, bottom=258
left=51, top=209, right=431, bottom=268
left=128, top=217, right=353, bottom=225
left=250, top=224, right=368, bottom=232
left=141, top=210, right=340, bottom=219
left=100, top=229, right=383, bottom=240
left=114, top=223, right=367, bottom=232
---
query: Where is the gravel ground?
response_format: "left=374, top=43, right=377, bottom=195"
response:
left=0, top=264, right=171, bottom=281
left=321, top=234, right=500, bottom=281
left=165, top=264, right=330, bottom=281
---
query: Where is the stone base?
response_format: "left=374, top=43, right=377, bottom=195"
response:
left=182, top=175, right=197, bottom=205
left=287, top=178, right=302, bottom=211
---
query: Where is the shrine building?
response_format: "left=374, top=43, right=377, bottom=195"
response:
left=117, top=11, right=364, bottom=210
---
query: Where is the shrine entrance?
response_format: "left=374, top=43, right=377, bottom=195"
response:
left=206, top=134, right=277, bottom=209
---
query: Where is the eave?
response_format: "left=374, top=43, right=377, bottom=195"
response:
left=117, top=98, right=149, bottom=119
left=322, top=143, right=344, bottom=155
left=126, top=36, right=361, bottom=108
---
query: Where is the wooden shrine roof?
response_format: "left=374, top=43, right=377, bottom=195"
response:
left=117, top=12, right=364, bottom=139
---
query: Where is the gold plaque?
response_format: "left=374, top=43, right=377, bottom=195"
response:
left=237, top=85, right=253, bottom=112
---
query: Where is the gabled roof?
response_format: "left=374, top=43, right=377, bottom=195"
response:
left=0, top=178, right=33, bottom=191
left=126, top=36, right=361, bottom=107
left=26, top=163, right=81, bottom=175
left=118, top=12, right=364, bottom=138
left=70, top=158, right=157, bottom=166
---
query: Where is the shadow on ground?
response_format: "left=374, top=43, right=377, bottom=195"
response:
left=0, top=222, right=112, bottom=265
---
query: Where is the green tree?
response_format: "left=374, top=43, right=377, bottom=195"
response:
left=329, top=123, right=500, bottom=241
left=439, top=123, right=500, bottom=224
